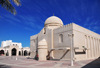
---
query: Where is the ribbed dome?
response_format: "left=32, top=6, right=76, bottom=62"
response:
left=44, top=16, right=63, bottom=27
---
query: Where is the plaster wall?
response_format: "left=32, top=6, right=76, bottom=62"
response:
left=73, top=23, right=100, bottom=61
left=53, top=23, right=73, bottom=60
left=38, top=28, right=52, bottom=51
left=30, top=35, right=38, bottom=58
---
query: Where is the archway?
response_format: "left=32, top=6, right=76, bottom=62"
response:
left=24, top=50, right=27, bottom=56
left=12, top=48, right=17, bottom=56
left=0, top=50, right=4, bottom=56
left=19, top=51, right=21, bottom=56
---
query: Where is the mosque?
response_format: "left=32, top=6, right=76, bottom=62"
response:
left=30, top=16, right=100, bottom=61
left=0, top=40, right=30, bottom=56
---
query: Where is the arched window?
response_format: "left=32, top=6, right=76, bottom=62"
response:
left=59, top=34, right=63, bottom=43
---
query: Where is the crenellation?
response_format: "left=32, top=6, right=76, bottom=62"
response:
left=54, top=23, right=74, bottom=34
left=73, top=23, right=100, bottom=39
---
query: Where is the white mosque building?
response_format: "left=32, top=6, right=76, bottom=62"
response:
left=0, top=40, right=30, bottom=56
left=30, top=16, right=100, bottom=61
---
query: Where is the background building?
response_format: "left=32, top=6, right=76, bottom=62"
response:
left=0, top=40, right=30, bottom=56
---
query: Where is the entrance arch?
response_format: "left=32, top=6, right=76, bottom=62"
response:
left=19, top=51, right=21, bottom=56
left=12, top=48, right=17, bottom=56
left=24, top=50, right=27, bottom=56
left=0, top=50, right=4, bottom=56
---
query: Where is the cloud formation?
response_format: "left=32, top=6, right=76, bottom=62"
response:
left=0, top=14, right=44, bottom=32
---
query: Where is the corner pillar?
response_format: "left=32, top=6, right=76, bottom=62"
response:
left=38, top=39, right=48, bottom=61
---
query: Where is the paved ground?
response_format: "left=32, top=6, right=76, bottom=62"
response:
left=0, top=56, right=100, bottom=68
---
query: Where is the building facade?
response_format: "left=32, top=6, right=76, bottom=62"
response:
left=0, top=40, right=30, bottom=56
left=30, top=16, right=100, bottom=61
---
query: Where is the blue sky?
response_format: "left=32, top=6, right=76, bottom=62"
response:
left=0, top=0, right=100, bottom=47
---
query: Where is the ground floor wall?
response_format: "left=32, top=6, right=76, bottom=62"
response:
left=53, top=49, right=71, bottom=60
left=30, top=52, right=36, bottom=58
left=73, top=30, right=100, bottom=61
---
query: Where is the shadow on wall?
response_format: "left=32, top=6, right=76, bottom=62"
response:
left=82, top=57, right=100, bottom=68
left=0, top=65, right=11, bottom=68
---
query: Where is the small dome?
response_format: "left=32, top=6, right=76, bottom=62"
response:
left=38, top=39, right=47, bottom=45
left=44, top=16, right=63, bottom=27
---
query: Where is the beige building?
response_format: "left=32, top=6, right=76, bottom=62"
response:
left=0, top=40, right=30, bottom=56
left=30, top=16, right=100, bottom=61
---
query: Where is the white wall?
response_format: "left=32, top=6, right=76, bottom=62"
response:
left=1, top=40, right=22, bottom=48
left=1, top=40, right=12, bottom=47
left=30, top=35, right=38, bottom=58
left=73, top=23, right=100, bottom=61
left=53, top=23, right=73, bottom=60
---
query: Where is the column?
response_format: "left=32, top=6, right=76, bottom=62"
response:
left=96, top=39, right=98, bottom=57
left=91, top=37, right=93, bottom=58
left=97, top=39, right=99, bottom=57
left=16, top=49, right=19, bottom=56
left=88, top=36, right=90, bottom=58
left=92, top=38, right=95, bottom=58
left=9, top=50, right=11, bottom=56
left=94, top=38, right=96, bottom=58
left=85, top=35, right=88, bottom=59
left=95, top=39, right=98, bottom=58
left=21, top=48, right=23, bottom=56
left=87, top=36, right=89, bottom=58
left=38, top=39, right=48, bottom=61
left=4, top=49, right=6, bottom=56
left=90, top=37, right=92, bottom=58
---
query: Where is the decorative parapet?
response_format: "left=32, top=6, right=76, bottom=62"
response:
left=72, top=23, right=100, bottom=38
left=54, top=23, right=74, bottom=33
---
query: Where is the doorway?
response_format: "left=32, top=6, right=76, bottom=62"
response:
left=0, top=50, right=4, bottom=56
left=12, top=48, right=17, bottom=56
left=24, top=50, right=27, bottom=56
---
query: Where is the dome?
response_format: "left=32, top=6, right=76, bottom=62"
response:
left=44, top=16, right=63, bottom=27
left=38, top=39, right=47, bottom=46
